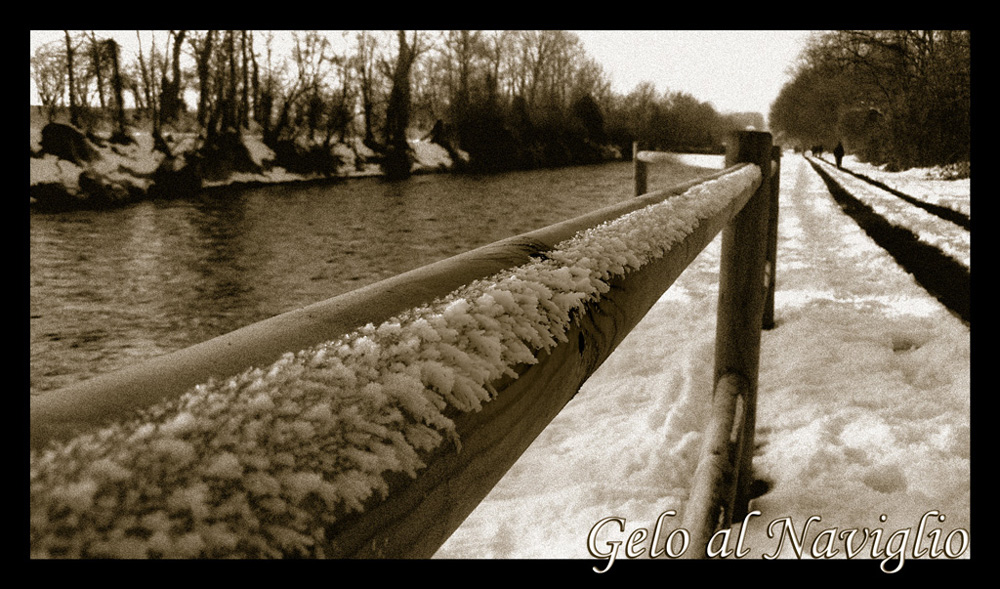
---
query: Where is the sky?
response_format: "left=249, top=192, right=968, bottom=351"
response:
left=30, top=29, right=816, bottom=120
left=573, top=30, right=817, bottom=117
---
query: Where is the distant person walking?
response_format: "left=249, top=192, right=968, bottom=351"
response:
left=834, top=141, right=845, bottom=169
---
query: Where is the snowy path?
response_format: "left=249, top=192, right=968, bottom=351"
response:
left=436, top=153, right=970, bottom=563
left=742, top=155, right=971, bottom=562
left=811, top=158, right=970, bottom=269
left=836, top=157, right=971, bottom=218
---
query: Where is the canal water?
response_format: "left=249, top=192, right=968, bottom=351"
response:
left=30, top=159, right=718, bottom=395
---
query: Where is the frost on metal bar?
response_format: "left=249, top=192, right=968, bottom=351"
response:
left=30, top=164, right=761, bottom=559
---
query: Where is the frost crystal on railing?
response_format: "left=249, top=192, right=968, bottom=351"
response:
left=30, top=164, right=761, bottom=558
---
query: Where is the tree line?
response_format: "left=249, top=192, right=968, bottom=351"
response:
left=32, top=30, right=762, bottom=178
left=769, top=30, right=970, bottom=172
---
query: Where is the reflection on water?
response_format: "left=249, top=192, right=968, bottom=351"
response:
left=30, top=160, right=709, bottom=394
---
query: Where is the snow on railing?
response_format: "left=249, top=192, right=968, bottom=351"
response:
left=30, top=132, right=776, bottom=559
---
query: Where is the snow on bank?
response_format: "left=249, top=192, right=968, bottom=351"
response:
left=28, top=130, right=170, bottom=197
left=29, top=125, right=459, bottom=201
left=30, top=165, right=760, bottom=558
left=436, top=152, right=970, bottom=572
left=207, top=134, right=457, bottom=187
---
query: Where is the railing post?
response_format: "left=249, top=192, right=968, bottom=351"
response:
left=714, top=130, right=773, bottom=522
left=633, top=141, right=647, bottom=196
left=680, top=131, right=773, bottom=557
left=762, top=145, right=782, bottom=330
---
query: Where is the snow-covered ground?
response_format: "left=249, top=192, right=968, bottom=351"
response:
left=811, top=156, right=969, bottom=268
left=29, top=143, right=971, bottom=569
left=435, top=152, right=971, bottom=572
left=841, top=155, right=971, bottom=217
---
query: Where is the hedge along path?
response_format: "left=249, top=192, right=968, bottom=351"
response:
left=30, top=163, right=762, bottom=559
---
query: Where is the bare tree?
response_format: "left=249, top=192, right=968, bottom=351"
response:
left=31, top=42, right=66, bottom=122
left=135, top=31, right=171, bottom=149
left=159, top=30, right=186, bottom=124
left=443, top=30, right=481, bottom=120
left=222, top=30, right=238, bottom=133
left=87, top=32, right=107, bottom=112
left=328, top=49, right=356, bottom=144
left=353, top=30, right=381, bottom=147
left=63, top=31, right=80, bottom=127
left=484, top=30, right=513, bottom=103
left=134, top=32, right=156, bottom=123
left=189, top=30, right=216, bottom=132
left=262, top=31, right=330, bottom=145
left=240, top=31, right=250, bottom=129
left=248, top=30, right=263, bottom=130
left=772, top=30, right=970, bottom=168
left=104, top=39, right=130, bottom=143
left=382, top=30, right=423, bottom=179
left=515, top=30, right=558, bottom=109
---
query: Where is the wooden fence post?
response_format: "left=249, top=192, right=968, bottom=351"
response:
left=713, top=130, right=773, bottom=523
left=679, top=131, right=774, bottom=557
left=762, top=145, right=781, bottom=330
left=633, top=141, right=647, bottom=196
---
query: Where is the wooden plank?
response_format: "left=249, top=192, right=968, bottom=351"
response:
left=319, top=173, right=760, bottom=558
left=763, top=146, right=782, bottom=330
left=680, top=372, right=748, bottom=557
left=714, top=130, right=773, bottom=523
left=30, top=166, right=744, bottom=449
left=636, top=151, right=681, bottom=164
left=633, top=141, right=648, bottom=195
left=675, top=132, right=773, bottom=559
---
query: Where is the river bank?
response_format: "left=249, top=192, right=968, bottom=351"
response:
left=29, top=111, right=626, bottom=212
left=29, top=118, right=468, bottom=211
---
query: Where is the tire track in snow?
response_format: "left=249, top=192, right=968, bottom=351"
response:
left=806, top=157, right=970, bottom=325
left=813, top=156, right=970, bottom=230
left=811, top=158, right=969, bottom=268
left=745, top=156, right=971, bottom=556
